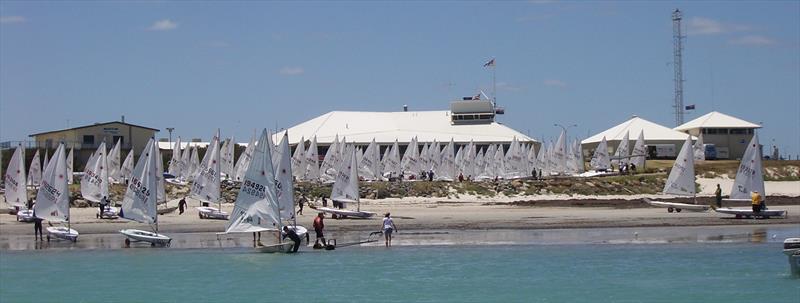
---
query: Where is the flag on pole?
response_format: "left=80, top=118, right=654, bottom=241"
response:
left=483, top=58, right=495, bottom=67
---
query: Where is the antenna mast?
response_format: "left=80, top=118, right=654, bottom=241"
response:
left=672, top=9, right=685, bottom=126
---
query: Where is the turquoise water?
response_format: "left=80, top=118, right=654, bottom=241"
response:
left=1, top=242, right=798, bottom=302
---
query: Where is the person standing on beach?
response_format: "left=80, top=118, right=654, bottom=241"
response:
left=714, top=184, right=722, bottom=208
left=313, top=212, right=326, bottom=247
left=99, top=196, right=108, bottom=218
left=751, top=191, right=762, bottom=213
left=178, top=197, right=187, bottom=215
left=382, top=213, right=398, bottom=247
left=297, top=195, right=306, bottom=216
left=32, top=208, right=43, bottom=241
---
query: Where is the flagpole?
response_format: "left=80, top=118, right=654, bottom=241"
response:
left=492, top=61, right=496, bottom=106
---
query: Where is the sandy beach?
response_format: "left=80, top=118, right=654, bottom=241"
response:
left=1, top=186, right=798, bottom=251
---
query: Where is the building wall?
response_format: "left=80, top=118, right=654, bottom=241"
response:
left=32, top=122, right=157, bottom=156
left=682, top=128, right=754, bottom=160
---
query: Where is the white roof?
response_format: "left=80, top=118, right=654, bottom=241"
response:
left=674, top=111, right=761, bottom=131
left=274, top=111, right=536, bottom=145
left=582, top=116, right=694, bottom=144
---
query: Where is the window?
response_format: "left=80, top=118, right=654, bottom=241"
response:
left=730, top=129, right=746, bottom=135
left=83, top=135, right=95, bottom=145
left=748, top=129, right=754, bottom=134
left=707, top=129, right=717, bottom=134
left=718, top=128, right=728, bottom=134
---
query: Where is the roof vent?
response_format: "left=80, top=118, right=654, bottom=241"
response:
left=403, top=105, right=408, bottom=112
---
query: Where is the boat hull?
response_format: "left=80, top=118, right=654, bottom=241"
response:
left=254, top=242, right=295, bottom=253
left=16, top=209, right=35, bottom=222
left=97, top=206, right=119, bottom=219
left=46, top=227, right=79, bottom=242
left=317, top=207, right=375, bottom=218
left=119, top=229, right=171, bottom=246
left=644, top=198, right=710, bottom=212
left=196, top=206, right=229, bottom=220
left=714, top=207, right=787, bottom=219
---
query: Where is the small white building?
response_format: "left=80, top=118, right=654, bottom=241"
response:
left=582, top=115, right=694, bottom=159
left=674, top=111, right=761, bottom=159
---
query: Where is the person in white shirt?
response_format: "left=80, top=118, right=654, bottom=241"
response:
left=382, top=213, right=398, bottom=247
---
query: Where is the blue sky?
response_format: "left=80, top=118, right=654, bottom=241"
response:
left=1, top=1, right=798, bottom=156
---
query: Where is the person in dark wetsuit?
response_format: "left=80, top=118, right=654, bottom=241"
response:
left=313, top=212, right=326, bottom=247
left=178, top=197, right=187, bottom=215
left=33, top=208, right=43, bottom=241
left=282, top=226, right=301, bottom=253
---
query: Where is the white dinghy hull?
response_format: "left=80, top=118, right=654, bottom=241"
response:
left=16, top=209, right=35, bottom=222
left=120, top=229, right=171, bottom=246
left=317, top=207, right=375, bottom=219
left=46, top=227, right=79, bottom=242
left=196, top=206, right=229, bottom=220
left=643, top=198, right=710, bottom=212
left=97, top=206, right=119, bottom=219
left=255, top=242, right=295, bottom=253
left=714, top=207, right=787, bottom=219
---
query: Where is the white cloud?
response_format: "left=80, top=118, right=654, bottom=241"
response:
left=0, top=16, right=27, bottom=24
left=279, top=67, right=304, bottom=76
left=729, top=35, right=775, bottom=46
left=543, top=79, right=567, bottom=88
left=148, top=19, right=178, bottom=31
left=686, top=17, right=751, bottom=36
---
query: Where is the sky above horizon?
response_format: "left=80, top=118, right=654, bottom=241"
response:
left=1, top=1, right=798, bottom=157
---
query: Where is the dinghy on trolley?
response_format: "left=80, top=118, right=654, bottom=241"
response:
left=715, top=133, right=787, bottom=219
left=645, top=136, right=710, bottom=212
left=318, top=144, right=376, bottom=219
left=34, top=143, right=79, bottom=242
left=119, top=139, right=171, bottom=247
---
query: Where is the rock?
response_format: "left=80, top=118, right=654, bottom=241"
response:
left=73, top=199, right=90, bottom=208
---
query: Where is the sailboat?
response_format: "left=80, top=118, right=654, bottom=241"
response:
left=108, top=139, right=122, bottom=183
left=119, top=150, right=134, bottom=184
left=34, top=143, right=78, bottom=242
left=119, top=138, right=171, bottom=246
left=715, top=133, right=786, bottom=218
left=66, top=147, right=74, bottom=184
left=4, top=144, right=32, bottom=219
left=192, top=130, right=228, bottom=220
left=644, top=136, right=710, bottom=212
left=223, top=129, right=294, bottom=253
left=81, top=142, right=110, bottom=204
left=27, top=149, right=42, bottom=187
left=275, top=132, right=308, bottom=239
left=233, top=133, right=256, bottom=182
left=318, top=145, right=375, bottom=218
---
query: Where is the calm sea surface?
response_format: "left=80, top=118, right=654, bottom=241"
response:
left=1, top=237, right=798, bottom=303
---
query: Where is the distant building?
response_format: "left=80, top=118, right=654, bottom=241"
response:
left=582, top=115, right=695, bottom=159
left=275, top=101, right=535, bottom=154
left=29, top=120, right=159, bottom=156
left=674, top=111, right=761, bottom=159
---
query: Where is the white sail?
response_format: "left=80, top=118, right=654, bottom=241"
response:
left=190, top=131, right=221, bottom=203
left=275, top=133, right=295, bottom=220
left=693, top=133, right=705, bottom=161
left=189, top=145, right=201, bottom=180
left=225, top=129, right=281, bottom=233
left=80, top=142, right=109, bottom=203
left=120, top=150, right=134, bottom=183
left=108, top=139, right=122, bottom=183
left=303, top=136, right=320, bottom=181
left=156, top=146, right=166, bottom=203
left=631, top=131, right=647, bottom=169
left=535, top=143, right=547, bottom=174
left=663, top=136, right=695, bottom=196
left=291, top=136, right=306, bottom=180
left=401, top=137, right=419, bottom=178
left=168, top=137, right=183, bottom=176
left=319, top=135, right=340, bottom=183
left=27, top=149, right=42, bottom=186
left=179, top=143, right=191, bottom=180
left=730, top=133, right=765, bottom=200
left=454, top=146, right=464, bottom=176
left=234, top=134, right=256, bottom=182
left=612, top=131, right=630, bottom=167
left=331, top=146, right=360, bottom=207
left=384, top=140, right=401, bottom=178
left=33, top=144, right=69, bottom=222
left=4, top=145, right=27, bottom=207
left=436, top=139, right=456, bottom=181
left=590, top=137, right=611, bottom=171
left=66, top=147, right=74, bottom=184
left=552, top=130, right=568, bottom=174
left=419, top=143, right=431, bottom=171
left=221, top=137, right=236, bottom=178
left=358, top=139, right=381, bottom=180
left=120, top=139, right=158, bottom=224
left=526, top=143, right=537, bottom=175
